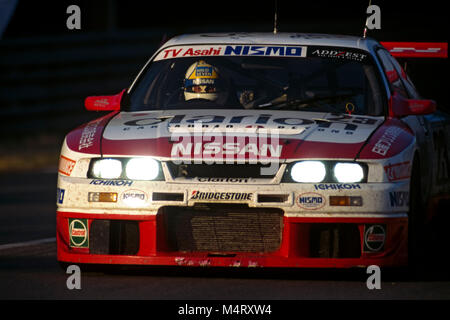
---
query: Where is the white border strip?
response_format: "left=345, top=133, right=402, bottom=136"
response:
left=284, top=213, right=408, bottom=218
left=0, top=237, right=56, bottom=251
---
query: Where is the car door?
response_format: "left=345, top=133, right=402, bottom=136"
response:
left=376, top=47, right=436, bottom=198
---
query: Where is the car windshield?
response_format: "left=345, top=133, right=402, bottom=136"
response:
left=127, top=45, right=384, bottom=116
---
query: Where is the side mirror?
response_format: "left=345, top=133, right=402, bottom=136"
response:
left=406, top=99, right=436, bottom=115
left=85, top=89, right=126, bottom=111
left=390, top=92, right=436, bottom=117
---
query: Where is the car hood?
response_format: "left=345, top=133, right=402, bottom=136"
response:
left=85, top=109, right=383, bottom=160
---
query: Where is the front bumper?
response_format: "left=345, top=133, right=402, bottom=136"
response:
left=56, top=177, right=409, bottom=268
left=57, top=212, right=407, bottom=268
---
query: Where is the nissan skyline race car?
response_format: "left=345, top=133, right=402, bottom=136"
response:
left=56, top=33, right=449, bottom=269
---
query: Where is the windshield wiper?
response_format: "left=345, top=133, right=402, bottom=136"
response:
left=257, top=93, right=357, bottom=110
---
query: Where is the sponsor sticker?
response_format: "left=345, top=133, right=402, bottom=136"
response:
left=58, top=155, right=76, bottom=176
left=57, top=188, right=65, bottom=204
left=69, top=218, right=89, bottom=248
left=90, top=179, right=133, bottom=186
left=197, top=177, right=250, bottom=183
left=122, top=189, right=148, bottom=206
left=314, top=183, right=361, bottom=190
left=105, top=112, right=382, bottom=145
left=79, top=119, right=101, bottom=150
left=224, top=45, right=306, bottom=57
left=309, top=47, right=368, bottom=62
left=384, top=161, right=411, bottom=182
left=364, top=224, right=386, bottom=252
left=389, top=191, right=409, bottom=207
left=190, top=191, right=253, bottom=201
left=296, top=192, right=326, bottom=210
left=171, top=141, right=282, bottom=159
left=371, top=127, right=403, bottom=156
left=154, top=45, right=307, bottom=61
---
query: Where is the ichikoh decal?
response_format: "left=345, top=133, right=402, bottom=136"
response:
left=314, top=183, right=361, bottom=190
left=90, top=179, right=133, bottom=186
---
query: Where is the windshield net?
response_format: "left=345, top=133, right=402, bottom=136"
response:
left=127, top=45, right=384, bottom=116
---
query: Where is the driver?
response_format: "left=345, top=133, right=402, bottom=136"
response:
left=183, top=60, right=223, bottom=102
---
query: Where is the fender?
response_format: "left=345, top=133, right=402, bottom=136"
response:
left=65, top=112, right=119, bottom=155
left=357, top=118, right=415, bottom=160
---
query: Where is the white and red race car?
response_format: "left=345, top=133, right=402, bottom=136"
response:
left=56, top=33, right=449, bottom=268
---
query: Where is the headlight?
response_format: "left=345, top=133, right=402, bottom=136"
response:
left=125, top=158, right=160, bottom=180
left=90, top=157, right=162, bottom=180
left=91, top=159, right=122, bottom=179
left=290, top=161, right=326, bottom=183
left=333, top=162, right=364, bottom=183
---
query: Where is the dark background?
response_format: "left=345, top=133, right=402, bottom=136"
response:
left=3, top=1, right=448, bottom=40
left=0, top=0, right=448, bottom=172
left=0, top=2, right=448, bottom=300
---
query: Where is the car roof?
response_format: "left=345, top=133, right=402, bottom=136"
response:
left=162, top=32, right=379, bottom=52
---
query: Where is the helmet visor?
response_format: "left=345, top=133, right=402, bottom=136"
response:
left=185, top=84, right=218, bottom=93
left=184, top=78, right=221, bottom=93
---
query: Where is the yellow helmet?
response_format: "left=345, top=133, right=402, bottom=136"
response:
left=184, top=60, right=221, bottom=101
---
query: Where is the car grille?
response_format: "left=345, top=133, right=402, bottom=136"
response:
left=166, top=162, right=278, bottom=179
left=159, top=204, right=284, bottom=253
left=90, top=220, right=139, bottom=255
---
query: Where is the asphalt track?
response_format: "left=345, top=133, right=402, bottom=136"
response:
left=1, top=171, right=449, bottom=302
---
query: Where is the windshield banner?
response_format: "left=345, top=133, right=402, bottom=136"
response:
left=154, top=45, right=308, bottom=61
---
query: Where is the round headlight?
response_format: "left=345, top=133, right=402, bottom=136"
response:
left=92, top=159, right=122, bottom=179
left=125, top=158, right=160, bottom=180
left=334, top=163, right=364, bottom=183
left=290, top=161, right=326, bottom=183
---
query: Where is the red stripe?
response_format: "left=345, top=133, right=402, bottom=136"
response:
left=381, top=42, right=448, bottom=58
left=101, top=136, right=365, bottom=160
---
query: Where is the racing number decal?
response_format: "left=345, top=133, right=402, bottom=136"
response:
left=315, top=114, right=379, bottom=135
left=317, top=121, right=357, bottom=132
left=327, top=113, right=378, bottom=125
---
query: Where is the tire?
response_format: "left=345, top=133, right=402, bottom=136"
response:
left=407, top=157, right=426, bottom=274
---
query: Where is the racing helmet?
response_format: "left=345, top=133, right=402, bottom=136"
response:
left=184, top=60, right=221, bottom=101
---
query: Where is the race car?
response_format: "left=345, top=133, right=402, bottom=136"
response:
left=56, top=33, right=449, bottom=268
